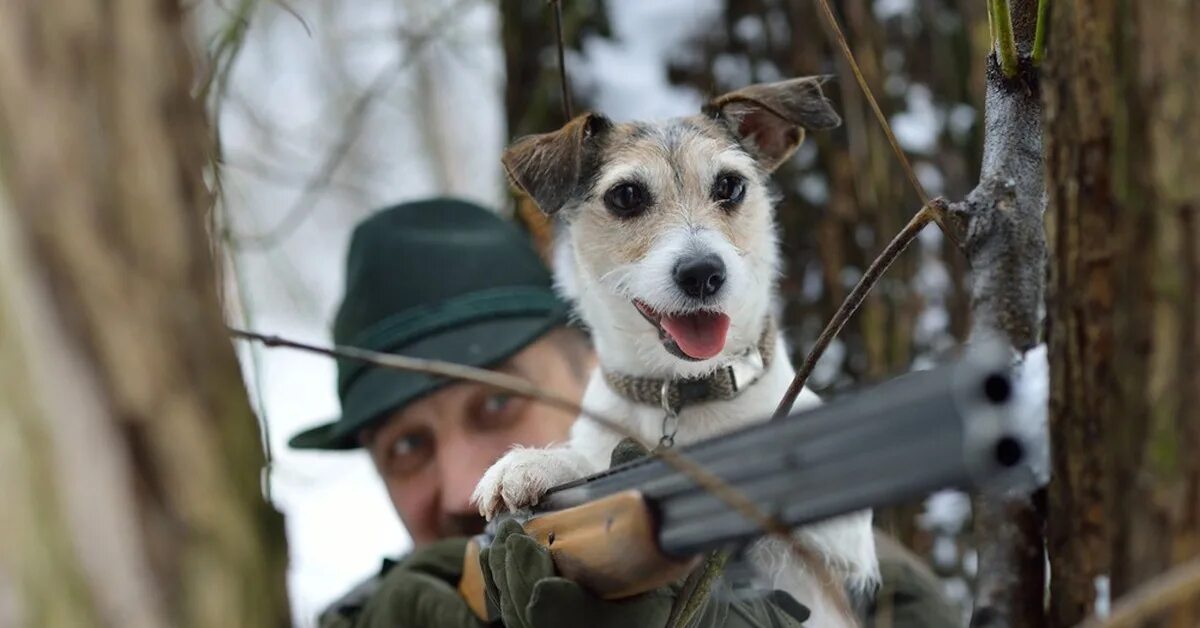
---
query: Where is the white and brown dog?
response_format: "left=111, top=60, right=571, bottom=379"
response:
left=472, top=77, right=879, bottom=627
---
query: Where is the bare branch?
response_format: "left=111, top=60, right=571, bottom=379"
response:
left=961, top=2, right=1047, bottom=626
left=1075, top=558, right=1200, bottom=628
left=991, top=0, right=1020, bottom=78
left=270, top=0, right=312, bottom=37
left=229, top=329, right=830, bottom=567
left=230, top=0, right=484, bottom=250
left=550, top=0, right=572, bottom=121
left=773, top=199, right=946, bottom=418
left=808, top=0, right=928, bottom=204
left=1032, top=0, right=1049, bottom=67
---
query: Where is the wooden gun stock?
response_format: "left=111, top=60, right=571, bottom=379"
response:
left=458, top=490, right=700, bottom=621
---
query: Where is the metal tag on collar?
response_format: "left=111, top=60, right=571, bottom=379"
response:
left=728, top=346, right=766, bottom=392
left=658, top=380, right=679, bottom=449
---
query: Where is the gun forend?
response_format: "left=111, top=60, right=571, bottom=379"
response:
left=458, top=490, right=700, bottom=621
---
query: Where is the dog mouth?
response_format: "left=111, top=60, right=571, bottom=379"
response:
left=633, top=300, right=731, bottom=361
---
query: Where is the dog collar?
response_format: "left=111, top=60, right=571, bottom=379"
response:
left=602, top=319, right=777, bottom=418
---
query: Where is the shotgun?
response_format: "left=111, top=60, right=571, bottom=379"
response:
left=458, top=348, right=1035, bottom=620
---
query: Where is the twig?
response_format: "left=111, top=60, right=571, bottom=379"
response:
left=772, top=200, right=944, bottom=419
left=198, top=0, right=257, bottom=108
left=271, top=0, right=312, bottom=37
left=809, top=0, right=928, bottom=204
left=1074, top=558, right=1200, bottom=628
left=1032, top=0, right=1049, bottom=67
left=231, top=0, right=481, bottom=250
left=991, top=0, right=1020, bottom=77
left=229, top=329, right=819, bottom=561
left=550, top=0, right=572, bottom=121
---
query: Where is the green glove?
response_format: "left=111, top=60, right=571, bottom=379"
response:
left=478, top=438, right=811, bottom=628
left=480, top=517, right=675, bottom=628
left=479, top=518, right=812, bottom=628
left=327, top=537, right=489, bottom=628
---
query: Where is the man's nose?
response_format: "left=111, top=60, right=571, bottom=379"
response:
left=673, top=253, right=726, bottom=298
left=437, top=436, right=500, bottom=515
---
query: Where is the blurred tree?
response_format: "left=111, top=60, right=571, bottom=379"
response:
left=1047, top=1, right=1200, bottom=626
left=502, top=0, right=610, bottom=259
left=0, top=1, right=289, bottom=626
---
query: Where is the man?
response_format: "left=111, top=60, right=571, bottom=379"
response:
left=292, top=198, right=961, bottom=627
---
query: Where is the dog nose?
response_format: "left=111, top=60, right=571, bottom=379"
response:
left=674, top=254, right=726, bottom=298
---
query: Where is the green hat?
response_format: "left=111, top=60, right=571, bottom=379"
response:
left=288, top=198, right=571, bottom=450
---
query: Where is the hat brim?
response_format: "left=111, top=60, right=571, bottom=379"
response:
left=288, top=313, right=566, bottom=451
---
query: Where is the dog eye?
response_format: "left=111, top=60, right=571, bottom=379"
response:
left=603, top=182, right=650, bottom=218
left=712, top=173, right=747, bottom=209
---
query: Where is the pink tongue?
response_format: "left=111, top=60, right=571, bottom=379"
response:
left=660, top=311, right=732, bottom=360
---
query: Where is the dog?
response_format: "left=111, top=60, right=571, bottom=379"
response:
left=471, top=77, right=879, bottom=627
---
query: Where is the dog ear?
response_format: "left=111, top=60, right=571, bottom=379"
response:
left=502, top=113, right=612, bottom=215
left=706, top=76, right=840, bottom=172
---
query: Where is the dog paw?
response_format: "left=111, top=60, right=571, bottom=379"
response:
left=472, top=447, right=590, bottom=520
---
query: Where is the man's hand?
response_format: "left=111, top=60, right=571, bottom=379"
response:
left=477, top=438, right=812, bottom=628
left=325, top=538, right=487, bottom=628
left=479, top=518, right=813, bottom=628
left=481, top=518, right=675, bottom=628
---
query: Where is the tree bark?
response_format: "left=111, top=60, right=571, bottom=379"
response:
left=1043, top=1, right=1118, bottom=625
left=957, top=1, right=1047, bottom=627
left=0, top=2, right=289, bottom=627
left=1047, top=1, right=1200, bottom=626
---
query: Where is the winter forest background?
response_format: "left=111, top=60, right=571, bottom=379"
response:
left=3, top=0, right=1197, bottom=626
left=210, top=0, right=994, bottom=620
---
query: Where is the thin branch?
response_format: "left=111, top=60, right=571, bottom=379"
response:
left=270, top=0, right=312, bottom=37
left=229, top=329, right=824, bottom=564
left=230, top=0, right=482, bottom=251
left=809, top=0, right=928, bottom=204
left=986, top=0, right=999, bottom=54
left=1074, top=558, right=1200, bottom=628
left=550, top=0, right=572, bottom=121
left=991, top=0, right=1020, bottom=77
left=772, top=200, right=944, bottom=418
left=1032, top=0, right=1049, bottom=67
left=198, top=0, right=257, bottom=107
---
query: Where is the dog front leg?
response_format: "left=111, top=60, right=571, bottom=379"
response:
left=471, top=445, right=595, bottom=520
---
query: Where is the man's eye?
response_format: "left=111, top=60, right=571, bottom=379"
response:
left=482, top=393, right=513, bottom=414
left=476, top=392, right=522, bottom=429
left=385, top=431, right=432, bottom=476
left=712, top=172, right=747, bottom=209
left=603, top=181, right=651, bottom=218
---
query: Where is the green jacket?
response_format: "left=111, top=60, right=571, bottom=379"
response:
left=318, top=531, right=962, bottom=628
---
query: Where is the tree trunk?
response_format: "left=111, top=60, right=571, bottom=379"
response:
left=1047, top=1, right=1200, bottom=626
left=0, top=2, right=289, bottom=627
left=956, top=1, right=1048, bottom=626
left=1043, top=1, right=1118, bottom=625
left=502, top=0, right=611, bottom=258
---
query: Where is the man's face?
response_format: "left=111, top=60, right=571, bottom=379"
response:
left=363, top=332, right=592, bottom=546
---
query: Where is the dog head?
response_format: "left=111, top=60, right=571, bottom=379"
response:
left=503, top=77, right=839, bottom=376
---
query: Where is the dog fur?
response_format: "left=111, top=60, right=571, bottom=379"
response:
left=472, top=77, right=880, bottom=627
